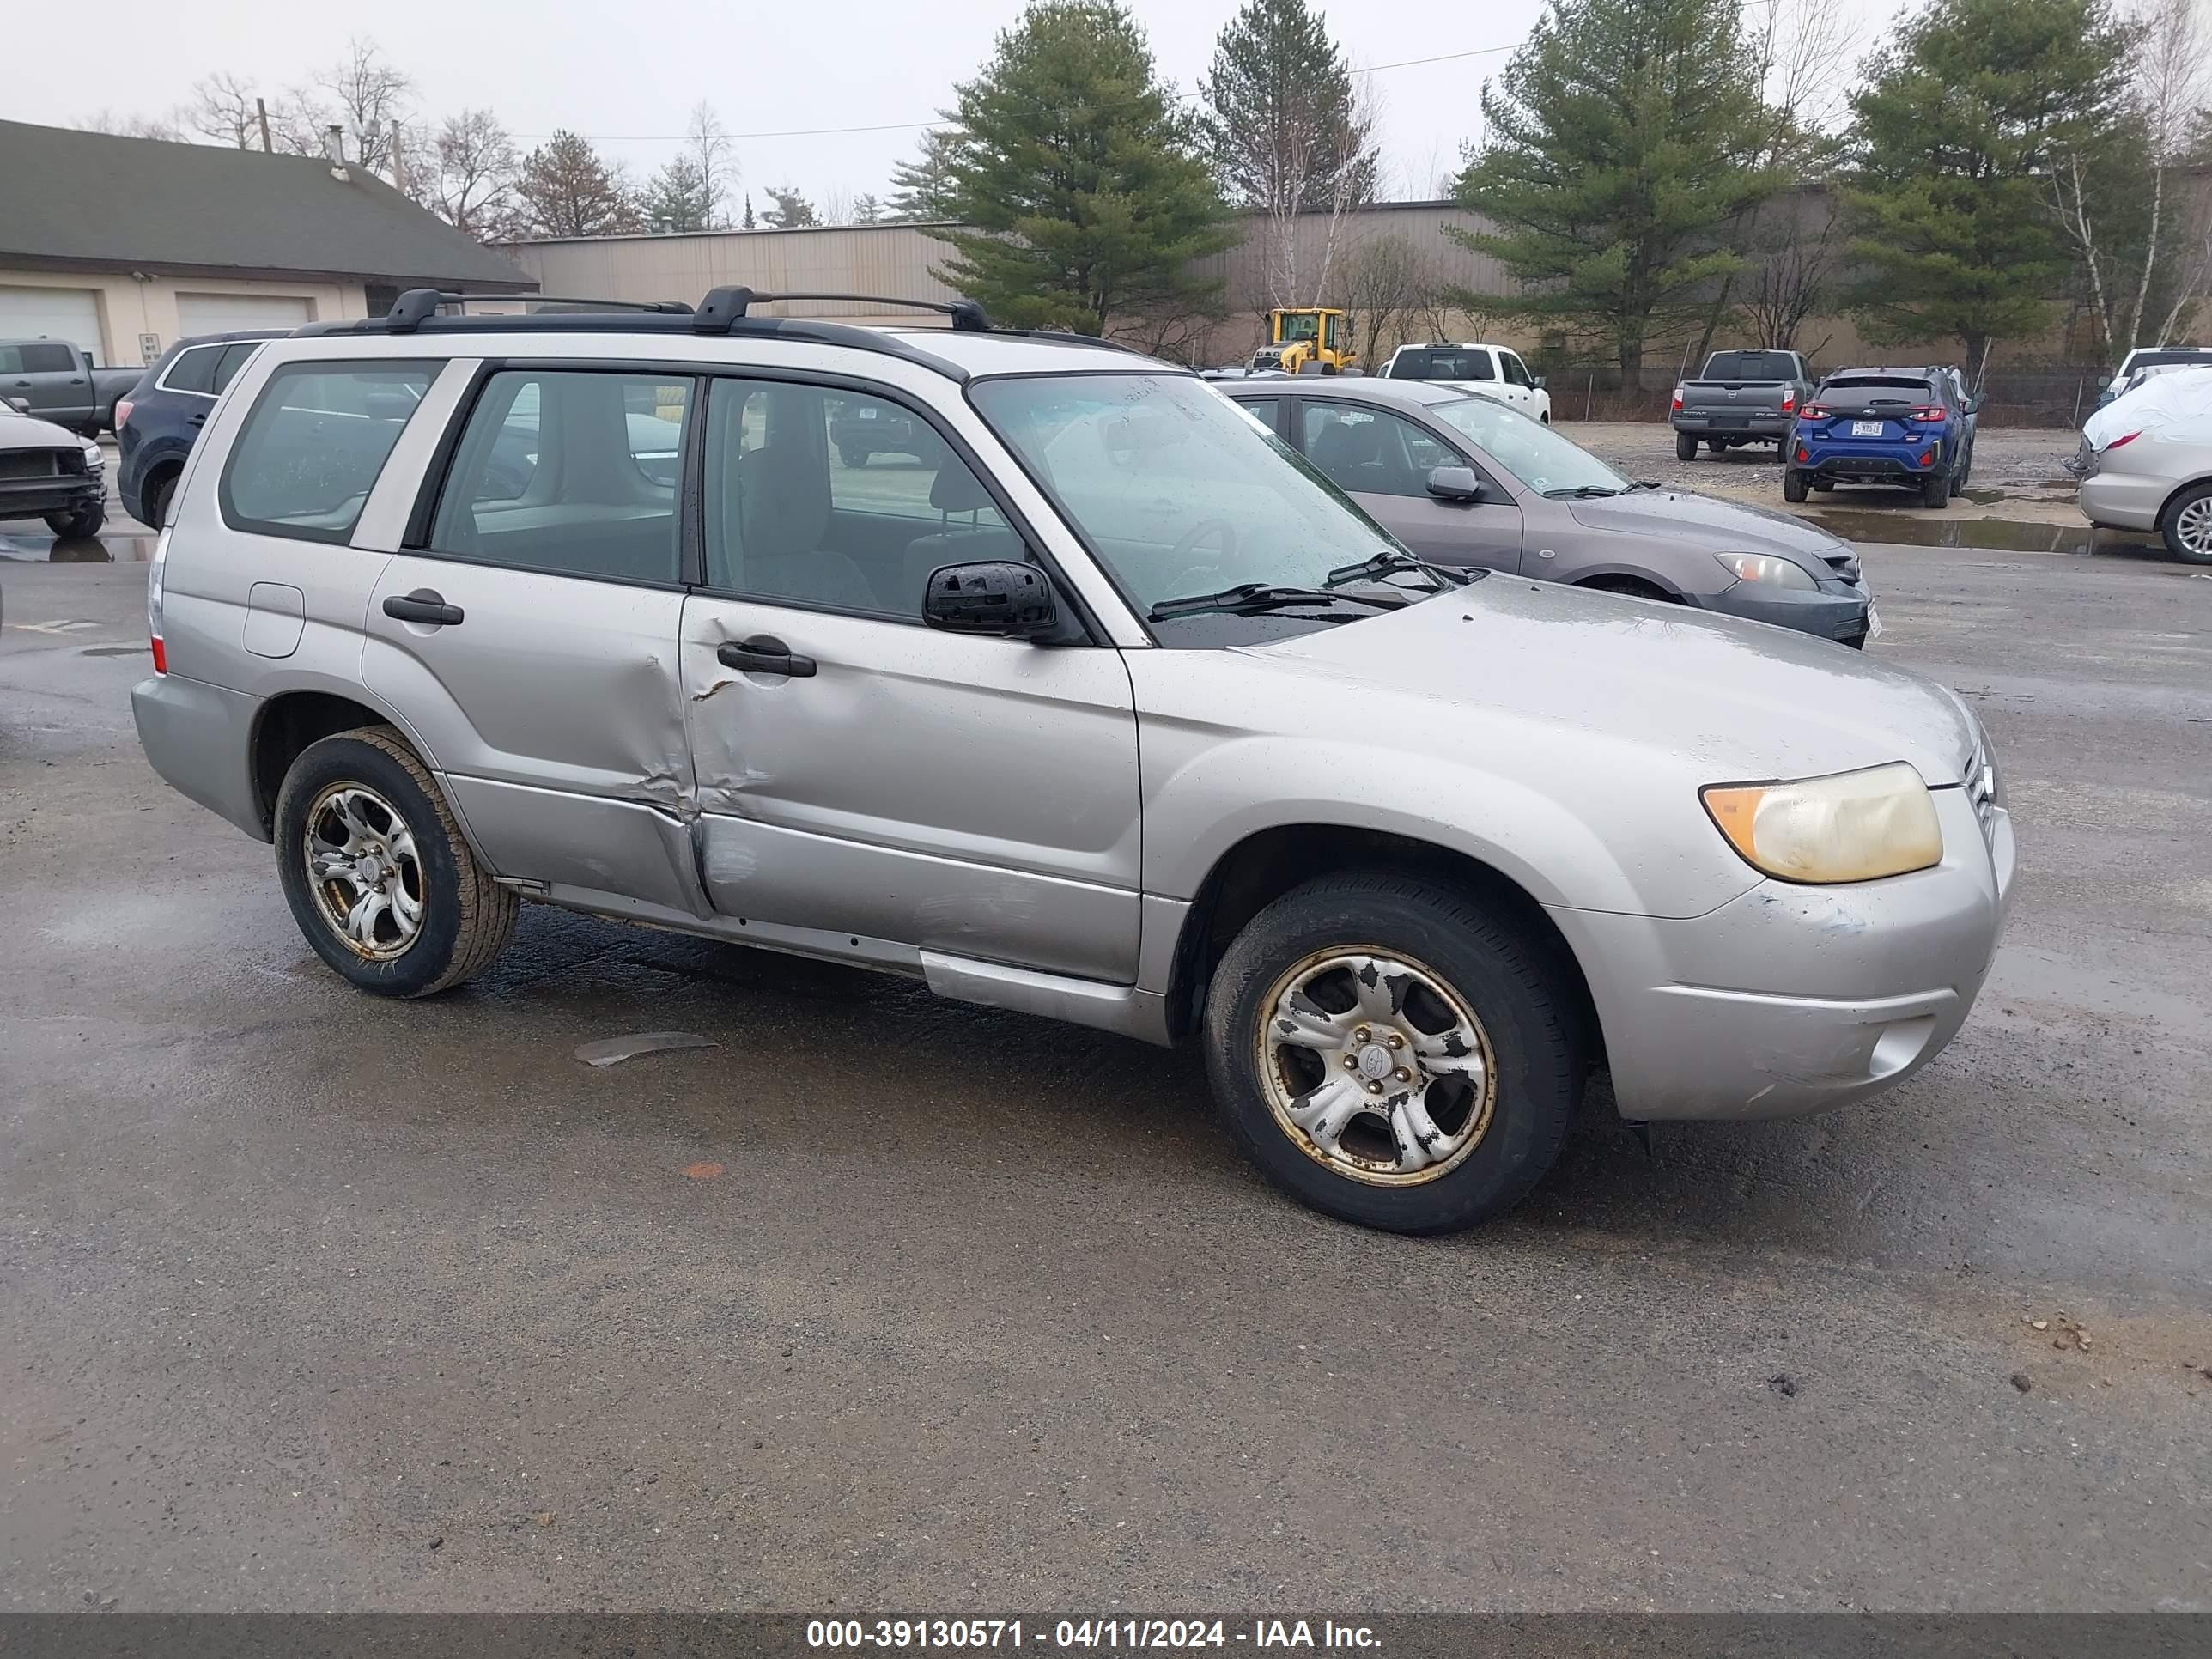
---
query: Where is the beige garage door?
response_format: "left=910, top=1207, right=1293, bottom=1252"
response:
left=0, top=285, right=104, bottom=360
left=175, top=292, right=315, bottom=337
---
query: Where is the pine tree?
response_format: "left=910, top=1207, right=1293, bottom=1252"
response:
left=514, top=131, right=639, bottom=239
left=1449, top=0, right=1781, bottom=382
left=638, top=156, right=714, bottom=233
left=742, top=193, right=756, bottom=230
left=886, top=128, right=961, bottom=222
left=1200, top=0, right=1378, bottom=213
left=762, top=185, right=818, bottom=228
left=928, top=0, right=1234, bottom=334
left=1848, top=0, right=2138, bottom=369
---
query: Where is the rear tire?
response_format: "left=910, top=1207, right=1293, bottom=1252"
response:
left=44, top=504, right=104, bottom=539
left=147, top=470, right=178, bottom=528
left=1921, top=469, right=1950, bottom=508
left=275, top=728, right=518, bottom=998
left=1782, top=469, right=1808, bottom=503
left=839, top=443, right=868, bottom=468
left=1675, top=432, right=1698, bottom=461
left=2160, top=481, right=2212, bottom=564
left=1203, top=872, right=1583, bottom=1235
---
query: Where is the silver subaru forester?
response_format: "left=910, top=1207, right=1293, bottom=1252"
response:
left=131, top=289, right=2015, bottom=1234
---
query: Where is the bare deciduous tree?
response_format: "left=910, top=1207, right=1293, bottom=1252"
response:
left=684, top=103, right=736, bottom=228
left=313, top=38, right=415, bottom=177
left=418, top=110, right=521, bottom=240
left=1737, top=190, right=1844, bottom=351
left=1339, top=232, right=1435, bottom=362
left=1255, top=73, right=1380, bottom=308
left=185, top=73, right=263, bottom=149
left=80, top=108, right=185, bottom=142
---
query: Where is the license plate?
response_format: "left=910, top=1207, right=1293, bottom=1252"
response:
left=1851, top=420, right=1885, bottom=436
left=1866, top=605, right=1883, bottom=641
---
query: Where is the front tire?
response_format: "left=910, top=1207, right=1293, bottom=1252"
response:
left=275, top=728, right=518, bottom=998
left=2161, top=481, right=2212, bottom=564
left=1202, top=872, right=1583, bottom=1234
left=1782, top=468, right=1808, bottom=503
left=45, top=504, right=103, bottom=539
left=1675, top=432, right=1698, bottom=462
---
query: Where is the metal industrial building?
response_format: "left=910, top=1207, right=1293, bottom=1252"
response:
left=0, top=119, right=535, bottom=370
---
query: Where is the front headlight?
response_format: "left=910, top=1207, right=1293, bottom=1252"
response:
left=82, top=441, right=105, bottom=471
left=1715, top=551, right=1815, bottom=590
left=1702, top=762, right=1942, bottom=884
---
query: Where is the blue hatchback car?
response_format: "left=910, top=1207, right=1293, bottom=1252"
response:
left=115, top=331, right=284, bottom=527
left=1784, top=367, right=1978, bottom=508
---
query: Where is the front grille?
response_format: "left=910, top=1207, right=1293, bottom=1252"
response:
left=0, top=452, right=59, bottom=482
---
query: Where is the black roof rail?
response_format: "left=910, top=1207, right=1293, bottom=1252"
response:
left=695, top=288, right=992, bottom=332
left=988, top=325, right=1152, bottom=359
left=378, top=288, right=693, bottom=333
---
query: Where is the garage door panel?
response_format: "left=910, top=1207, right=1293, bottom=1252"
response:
left=176, top=293, right=313, bottom=337
left=0, top=286, right=103, bottom=360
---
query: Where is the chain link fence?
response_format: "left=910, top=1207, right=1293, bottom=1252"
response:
left=1538, top=362, right=2113, bottom=428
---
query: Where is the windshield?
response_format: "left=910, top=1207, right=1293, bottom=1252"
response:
left=1429, top=396, right=1631, bottom=496
left=2124, top=349, right=2212, bottom=371
left=1278, top=313, right=1321, bottom=343
left=969, top=374, right=1409, bottom=616
left=1703, top=350, right=1798, bottom=380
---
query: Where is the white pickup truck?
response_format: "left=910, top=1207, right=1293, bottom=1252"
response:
left=1378, top=343, right=1552, bottom=422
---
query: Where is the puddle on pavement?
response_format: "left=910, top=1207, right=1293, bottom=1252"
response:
left=1801, top=510, right=2138, bottom=555
left=0, top=530, right=158, bottom=563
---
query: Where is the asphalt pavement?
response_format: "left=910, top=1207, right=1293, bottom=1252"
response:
left=2, top=528, right=2209, bottom=1613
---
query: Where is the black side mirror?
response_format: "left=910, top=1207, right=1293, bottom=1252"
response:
left=1426, top=465, right=1485, bottom=503
left=1968, top=394, right=1984, bottom=414
left=924, top=560, right=1060, bottom=638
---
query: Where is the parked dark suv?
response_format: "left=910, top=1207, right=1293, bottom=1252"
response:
left=117, top=331, right=283, bottom=526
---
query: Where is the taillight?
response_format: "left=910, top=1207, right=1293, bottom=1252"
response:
left=1781, top=390, right=1796, bottom=413
left=2106, top=430, right=2141, bottom=450
left=1911, top=405, right=1947, bottom=422
left=147, top=525, right=169, bottom=673
left=1795, top=446, right=1810, bottom=463
left=1800, top=402, right=1828, bottom=419
left=115, top=398, right=134, bottom=428
left=1671, top=385, right=1685, bottom=412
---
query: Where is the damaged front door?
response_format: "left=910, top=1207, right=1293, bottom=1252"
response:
left=679, top=374, right=1143, bottom=981
left=362, top=368, right=700, bottom=912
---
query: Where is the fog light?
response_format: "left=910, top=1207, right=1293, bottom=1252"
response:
left=1795, top=446, right=1809, bottom=463
left=1918, top=450, right=1934, bottom=465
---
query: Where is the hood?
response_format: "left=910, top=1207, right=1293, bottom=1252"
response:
left=0, top=408, right=86, bottom=452
left=1566, top=489, right=1849, bottom=569
left=1252, top=575, right=1977, bottom=787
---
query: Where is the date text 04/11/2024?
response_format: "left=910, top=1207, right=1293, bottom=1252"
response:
left=805, top=1620, right=1383, bottom=1650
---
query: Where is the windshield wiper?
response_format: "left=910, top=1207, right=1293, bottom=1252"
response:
left=1543, top=484, right=1626, bottom=499
left=1323, top=549, right=1480, bottom=592
left=1148, top=582, right=1404, bottom=621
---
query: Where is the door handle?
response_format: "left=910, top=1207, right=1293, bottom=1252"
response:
left=382, top=589, right=464, bottom=627
left=718, top=635, right=816, bottom=678
left=187, top=412, right=206, bottom=428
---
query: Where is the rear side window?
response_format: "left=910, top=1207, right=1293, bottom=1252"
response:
left=424, top=368, right=692, bottom=584
left=165, top=345, right=222, bottom=395
left=211, top=342, right=263, bottom=394
left=19, top=342, right=78, bottom=374
left=220, top=361, right=434, bottom=544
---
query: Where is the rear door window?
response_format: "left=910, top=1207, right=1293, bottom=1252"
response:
left=19, top=342, right=79, bottom=374
left=164, top=345, right=222, bottom=395
left=219, top=361, right=435, bottom=544
left=424, top=368, right=692, bottom=584
left=1705, top=351, right=1799, bottom=380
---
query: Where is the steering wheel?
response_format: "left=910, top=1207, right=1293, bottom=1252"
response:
left=1162, top=519, right=1240, bottom=594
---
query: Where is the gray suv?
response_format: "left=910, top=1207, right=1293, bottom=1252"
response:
left=131, top=289, right=2015, bottom=1234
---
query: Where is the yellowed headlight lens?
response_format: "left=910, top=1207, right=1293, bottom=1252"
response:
left=1702, top=762, right=1943, bottom=884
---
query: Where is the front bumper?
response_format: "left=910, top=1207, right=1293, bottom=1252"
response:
left=1548, top=787, right=2014, bottom=1121
left=1674, top=411, right=1791, bottom=438
left=2076, top=470, right=2164, bottom=532
left=0, top=472, right=102, bottom=523
left=1695, top=576, right=1870, bottom=645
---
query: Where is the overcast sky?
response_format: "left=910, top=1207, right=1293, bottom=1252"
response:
left=27, top=0, right=1911, bottom=212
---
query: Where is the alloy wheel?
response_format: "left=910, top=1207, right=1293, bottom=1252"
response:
left=301, top=783, right=426, bottom=959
